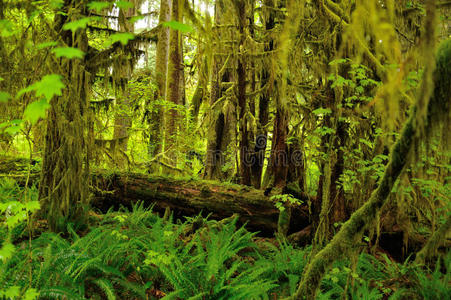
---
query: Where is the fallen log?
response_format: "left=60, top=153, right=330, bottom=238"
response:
left=1, top=158, right=449, bottom=256
left=91, top=172, right=311, bottom=235
left=0, top=158, right=311, bottom=235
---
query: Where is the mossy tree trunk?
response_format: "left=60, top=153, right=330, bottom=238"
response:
left=149, top=0, right=171, bottom=171
left=112, top=4, right=136, bottom=164
left=234, top=0, right=252, bottom=186
left=92, top=172, right=310, bottom=235
left=38, top=0, right=91, bottom=232
left=164, top=0, right=183, bottom=166
left=292, top=8, right=445, bottom=298
left=250, top=0, right=275, bottom=189
left=204, top=0, right=235, bottom=180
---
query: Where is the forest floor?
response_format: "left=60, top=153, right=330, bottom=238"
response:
left=1, top=177, right=450, bottom=299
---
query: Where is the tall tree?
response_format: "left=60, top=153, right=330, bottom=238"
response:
left=164, top=0, right=184, bottom=166
left=249, top=0, right=275, bottom=188
left=112, top=2, right=136, bottom=165
left=204, top=0, right=236, bottom=180
left=38, top=0, right=91, bottom=232
left=234, top=0, right=251, bottom=186
left=149, top=0, right=171, bottom=170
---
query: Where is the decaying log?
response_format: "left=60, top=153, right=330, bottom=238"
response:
left=91, top=172, right=311, bottom=235
left=0, top=158, right=311, bottom=235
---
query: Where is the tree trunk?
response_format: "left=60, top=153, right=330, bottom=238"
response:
left=204, top=0, right=235, bottom=180
left=250, top=0, right=275, bottom=189
left=38, top=1, right=91, bottom=232
left=234, top=0, right=251, bottom=186
left=112, top=4, right=135, bottom=164
left=149, top=0, right=171, bottom=171
left=269, top=106, right=289, bottom=188
left=164, top=0, right=183, bottom=166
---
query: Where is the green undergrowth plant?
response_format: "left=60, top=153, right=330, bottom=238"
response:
left=1, top=181, right=450, bottom=299
left=0, top=178, right=40, bottom=299
left=143, top=217, right=277, bottom=299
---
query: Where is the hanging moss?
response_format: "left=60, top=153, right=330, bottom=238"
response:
left=291, top=25, right=449, bottom=300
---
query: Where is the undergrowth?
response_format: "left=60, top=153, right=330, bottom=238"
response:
left=0, top=179, right=450, bottom=299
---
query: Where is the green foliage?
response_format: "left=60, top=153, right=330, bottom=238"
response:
left=23, top=98, right=50, bottom=125
left=0, top=179, right=40, bottom=299
left=0, top=180, right=449, bottom=299
left=115, top=1, right=134, bottom=9
left=144, top=217, right=276, bottom=299
left=163, top=20, right=194, bottom=33
left=52, top=47, right=85, bottom=59
left=88, top=1, right=113, bottom=13
left=0, top=91, right=11, bottom=103
left=63, top=17, right=98, bottom=33
left=106, top=33, right=135, bottom=46
left=312, top=107, right=332, bottom=116
left=17, top=74, right=65, bottom=102
left=271, top=194, right=303, bottom=212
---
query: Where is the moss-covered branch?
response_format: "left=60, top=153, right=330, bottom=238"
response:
left=414, top=214, right=451, bottom=265
left=291, top=108, right=416, bottom=299
left=290, top=28, right=449, bottom=300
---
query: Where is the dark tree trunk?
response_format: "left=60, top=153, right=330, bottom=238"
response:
left=204, top=0, right=235, bottom=180
left=250, top=0, right=275, bottom=189
left=269, top=106, right=289, bottom=188
left=235, top=0, right=251, bottom=186
left=38, top=1, right=91, bottom=232
left=164, top=0, right=183, bottom=166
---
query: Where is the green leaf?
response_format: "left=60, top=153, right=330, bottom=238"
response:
left=0, top=243, right=15, bottom=262
left=88, top=1, right=113, bottom=12
left=25, top=201, right=41, bottom=213
left=129, top=15, right=145, bottom=23
left=116, top=0, right=134, bottom=9
left=312, top=107, right=332, bottom=116
left=23, top=98, right=50, bottom=125
left=63, top=17, right=94, bottom=32
left=0, top=91, right=11, bottom=103
left=24, top=288, right=40, bottom=300
left=4, top=125, right=22, bottom=136
left=49, top=0, right=64, bottom=9
left=0, top=19, right=16, bottom=37
left=18, top=74, right=65, bottom=102
left=52, top=47, right=85, bottom=59
left=37, top=41, right=58, bottom=50
left=106, top=32, right=135, bottom=46
left=162, top=20, right=193, bottom=33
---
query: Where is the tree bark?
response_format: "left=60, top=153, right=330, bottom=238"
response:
left=204, top=0, right=235, bottom=180
left=38, top=1, right=91, bottom=232
left=149, top=0, right=171, bottom=170
left=250, top=0, right=275, bottom=189
left=91, top=172, right=310, bottom=235
left=234, top=0, right=251, bottom=186
left=164, top=0, right=183, bottom=166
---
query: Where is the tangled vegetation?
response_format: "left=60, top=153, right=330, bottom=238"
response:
left=0, top=179, right=450, bottom=299
left=0, top=0, right=450, bottom=299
